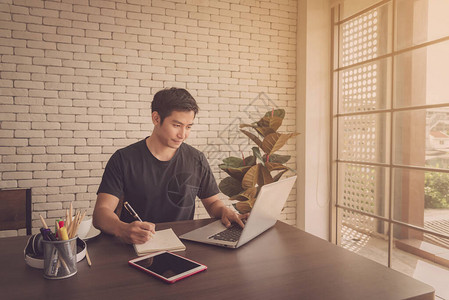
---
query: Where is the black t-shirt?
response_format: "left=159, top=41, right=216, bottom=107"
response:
left=97, top=138, right=219, bottom=223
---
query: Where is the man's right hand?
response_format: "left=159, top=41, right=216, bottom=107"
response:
left=93, top=193, right=156, bottom=244
left=118, top=221, right=155, bottom=244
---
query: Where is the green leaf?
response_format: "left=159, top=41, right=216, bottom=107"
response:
left=244, top=155, right=257, bottom=166
left=263, top=108, right=285, bottom=119
left=222, top=156, right=244, bottom=168
left=263, top=153, right=291, bottom=164
left=252, top=147, right=264, bottom=165
left=219, top=176, right=244, bottom=197
left=219, top=165, right=252, bottom=181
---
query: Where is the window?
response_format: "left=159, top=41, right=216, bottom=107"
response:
left=332, top=0, right=449, bottom=297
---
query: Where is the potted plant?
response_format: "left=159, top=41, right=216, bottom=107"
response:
left=218, top=109, right=298, bottom=213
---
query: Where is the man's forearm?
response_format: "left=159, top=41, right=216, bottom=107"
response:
left=201, top=195, right=246, bottom=228
left=205, top=199, right=227, bottom=218
left=93, top=207, right=124, bottom=237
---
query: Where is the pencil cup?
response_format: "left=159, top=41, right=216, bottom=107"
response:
left=42, top=237, right=77, bottom=279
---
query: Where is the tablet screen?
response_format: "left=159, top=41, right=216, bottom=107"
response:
left=134, top=252, right=201, bottom=279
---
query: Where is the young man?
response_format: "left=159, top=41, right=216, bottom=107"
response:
left=93, top=88, right=246, bottom=244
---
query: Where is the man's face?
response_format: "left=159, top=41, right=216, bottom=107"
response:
left=153, top=110, right=195, bottom=149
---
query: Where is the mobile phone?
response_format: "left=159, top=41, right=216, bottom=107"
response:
left=128, top=251, right=207, bottom=283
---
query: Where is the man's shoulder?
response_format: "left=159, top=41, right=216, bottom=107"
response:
left=110, top=138, right=146, bottom=162
left=117, top=138, right=146, bottom=153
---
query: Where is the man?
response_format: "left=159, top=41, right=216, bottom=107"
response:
left=93, top=88, right=246, bottom=244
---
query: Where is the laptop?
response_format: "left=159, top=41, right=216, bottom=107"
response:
left=179, top=175, right=297, bottom=248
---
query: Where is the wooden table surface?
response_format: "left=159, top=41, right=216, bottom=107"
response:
left=0, top=219, right=435, bottom=300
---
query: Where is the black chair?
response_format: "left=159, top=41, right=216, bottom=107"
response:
left=0, top=189, right=32, bottom=235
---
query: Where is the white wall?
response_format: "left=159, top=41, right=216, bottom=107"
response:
left=297, top=0, right=331, bottom=240
left=0, top=0, right=298, bottom=234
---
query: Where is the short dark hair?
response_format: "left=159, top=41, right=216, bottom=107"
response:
left=151, top=88, right=199, bottom=124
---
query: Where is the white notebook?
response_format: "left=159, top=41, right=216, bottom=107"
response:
left=133, top=228, right=186, bottom=256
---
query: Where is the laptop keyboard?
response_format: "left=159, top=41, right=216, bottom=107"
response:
left=209, top=223, right=243, bottom=242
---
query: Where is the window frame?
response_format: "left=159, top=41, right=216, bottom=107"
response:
left=330, top=0, right=449, bottom=267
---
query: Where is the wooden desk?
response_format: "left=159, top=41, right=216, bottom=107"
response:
left=0, top=219, right=434, bottom=300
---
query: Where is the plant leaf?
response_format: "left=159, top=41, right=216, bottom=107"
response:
left=263, top=153, right=291, bottom=164
left=233, top=201, right=252, bottom=214
left=219, top=165, right=252, bottom=181
left=259, top=165, right=274, bottom=185
left=239, top=123, right=256, bottom=129
left=229, top=187, right=257, bottom=201
left=273, top=169, right=288, bottom=182
left=244, top=155, right=257, bottom=166
left=262, top=132, right=299, bottom=155
left=252, top=147, right=264, bottom=165
left=255, top=109, right=285, bottom=131
left=257, top=116, right=283, bottom=132
left=222, top=156, right=244, bottom=168
left=265, top=162, right=289, bottom=172
left=239, top=123, right=261, bottom=136
left=240, top=129, right=263, bottom=149
left=242, top=164, right=260, bottom=189
left=263, top=108, right=285, bottom=119
left=254, top=126, right=276, bottom=137
left=218, top=176, right=244, bottom=197
left=240, top=123, right=275, bottom=138
left=241, top=110, right=283, bottom=138
left=218, top=108, right=298, bottom=215
left=232, top=189, right=258, bottom=213
left=241, top=186, right=258, bottom=199
left=230, top=194, right=250, bottom=201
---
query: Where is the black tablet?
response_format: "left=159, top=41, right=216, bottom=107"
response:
left=128, top=251, right=207, bottom=283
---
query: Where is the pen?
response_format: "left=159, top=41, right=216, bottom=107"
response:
left=39, top=216, right=70, bottom=274
left=40, top=227, right=57, bottom=241
left=124, top=201, right=143, bottom=222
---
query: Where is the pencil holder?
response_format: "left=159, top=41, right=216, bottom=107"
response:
left=42, top=237, right=77, bottom=279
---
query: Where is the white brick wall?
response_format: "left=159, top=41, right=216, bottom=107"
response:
left=0, top=0, right=297, bottom=235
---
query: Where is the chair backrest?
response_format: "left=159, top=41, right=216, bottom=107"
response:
left=0, top=189, right=32, bottom=235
